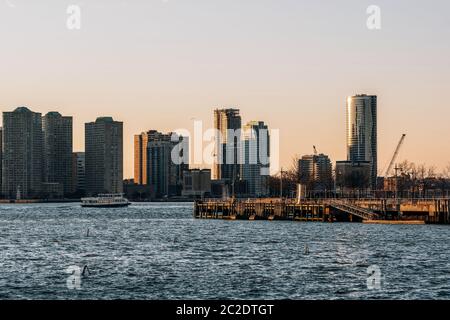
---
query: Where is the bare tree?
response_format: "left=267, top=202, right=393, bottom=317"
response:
left=443, top=163, right=450, bottom=179
left=439, top=163, right=450, bottom=196
left=427, top=166, right=437, bottom=179
left=267, top=158, right=299, bottom=198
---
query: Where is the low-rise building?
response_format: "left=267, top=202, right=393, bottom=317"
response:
left=335, top=161, right=371, bottom=194
left=182, top=169, right=211, bottom=198
left=123, top=179, right=154, bottom=201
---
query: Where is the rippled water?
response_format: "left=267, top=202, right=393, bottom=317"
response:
left=0, top=202, right=448, bottom=300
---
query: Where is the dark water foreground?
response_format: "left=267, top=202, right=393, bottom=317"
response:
left=0, top=203, right=448, bottom=300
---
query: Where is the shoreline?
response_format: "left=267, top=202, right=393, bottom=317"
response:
left=0, top=199, right=196, bottom=204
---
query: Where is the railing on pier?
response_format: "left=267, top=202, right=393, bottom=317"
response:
left=194, top=198, right=330, bottom=222
left=194, top=197, right=450, bottom=224
left=324, top=200, right=380, bottom=221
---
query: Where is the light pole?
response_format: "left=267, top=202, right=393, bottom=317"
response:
left=279, top=168, right=283, bottom=200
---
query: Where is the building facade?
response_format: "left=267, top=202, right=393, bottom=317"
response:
left=72, top=152, right=86, bottom=195
left=123, top=179, right=154, bottom=201
left=298, top=154, right=333, bottom=197
left=147, top=132, right=173, bottom=197
left=134, top=132, right=150, bottom=185
left=213, top=108, right=242, bottom=185
left=2, top=107, right=44, bottom=199
left=85, top=117, right=123, bottom=195
left=241, top=121, right=270, bottom=197
left=43, top=112, right=73, bottom=196
left=335, top=160, right=371, bottom=193
left=147, top=131, right=188, bottom=198
left=346, top=94, right=377, bottom=189
left=182, top=169, right=211, bottom=198
left=134, top=130, right=188, bottom=198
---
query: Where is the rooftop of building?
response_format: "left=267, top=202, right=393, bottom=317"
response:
left=300, top=153, right=331, bottom=159
left=11, top=106, right=34, bottom=113
left=214, top=108, right=240, bottom=114
left=15, top=106, right=31, bottom=112
left=44, top=111, right=62, bottom=117
left=85, top=117, right=122, bottom=124
left=245, top=120, right=267, bottom=127
left=3, top=106, right=42, bottom=116
left=96, top=117, right=114, bottom=122
left=351, top=94, right=377, bottom=98
left=336, top=160, right=371, bottom=165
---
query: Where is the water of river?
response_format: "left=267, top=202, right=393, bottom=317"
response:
left=0, top=202, right=448, bottom=299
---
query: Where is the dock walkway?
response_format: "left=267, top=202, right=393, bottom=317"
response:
left=194, top=198, right=450, bottom=224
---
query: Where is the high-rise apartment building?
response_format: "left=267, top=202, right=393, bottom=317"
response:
left=134, top=130, right=188, bottom=198
left=346, top=94, right=377, bottom=189
left=72, top=152, right=86, bottom=195
left=213, top=108, right=241, bottom=184
left=42, top=112, right=73, bottom=195
left=2, top=107, right=44, bottom=199
left=298, top=154, right=333, bottom=196
left=241, top=121, right=270, bottom=197
left=85, top=117, right=123, bottom=195
left=147, top=131, right=173, bottom=197
left=134, top=132, right=150, bottom=185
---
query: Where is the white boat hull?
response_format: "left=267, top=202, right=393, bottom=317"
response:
left=81, top=202, right=130, bottom=208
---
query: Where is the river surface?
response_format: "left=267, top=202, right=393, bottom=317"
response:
left=0, top=202, right=448, bottom=300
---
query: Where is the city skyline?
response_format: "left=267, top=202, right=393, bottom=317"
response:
left=1, top=1, right=449, bottom=178
left=0, top=2, right=449, bottom=305
left=0, top=96, right=449, bottom=181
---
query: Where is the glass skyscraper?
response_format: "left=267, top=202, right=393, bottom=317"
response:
left=346, top=94, right=377, bottom=189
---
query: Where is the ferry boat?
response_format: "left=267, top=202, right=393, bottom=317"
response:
left=81, top=193, right=131, bottom=208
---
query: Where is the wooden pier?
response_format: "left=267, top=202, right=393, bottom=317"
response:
left=194, top=198, right=450, bottom=224
left=195, top=199, right=332, bottom=222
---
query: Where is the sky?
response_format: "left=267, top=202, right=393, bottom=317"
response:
left=1, top=0, right=449, bottom=178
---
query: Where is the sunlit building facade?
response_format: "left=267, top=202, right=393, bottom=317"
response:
left=213, top=108, right=242, bottom=188
left=2, top=107, right=44, bottom=199
left=85, top=117, right=123, bottom=195
left=43, top=112, right=73, bottom=196
left=346, top=94, right=377, bottom=189
left=241, top=121, right=270, bottom=197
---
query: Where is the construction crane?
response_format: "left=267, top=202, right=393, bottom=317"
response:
left=385, top=134, right=406, bottom=177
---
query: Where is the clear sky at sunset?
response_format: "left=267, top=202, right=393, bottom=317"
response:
left=1, top=0, right=449, bottom=178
